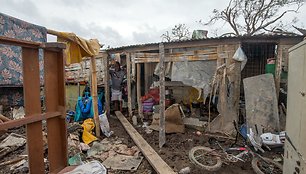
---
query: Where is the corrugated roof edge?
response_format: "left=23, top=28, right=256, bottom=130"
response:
left=106, top=33, right=303, bottom=51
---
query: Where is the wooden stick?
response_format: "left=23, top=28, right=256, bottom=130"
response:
left=127, top=53, right=133, bottom=117
left=136, top=63, right=143, bottom=121
left=159, top=43, right=166, bottom=148
left=103, top=55, right=110, bottom=116
left=90, top=56, right=100, bottom=137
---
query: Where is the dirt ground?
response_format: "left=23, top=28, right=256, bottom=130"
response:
left=0, top=114, right=282, bottom=174
left=109, top=114, right=283, bottom=174
left=109, top=116, right=255, bottom=174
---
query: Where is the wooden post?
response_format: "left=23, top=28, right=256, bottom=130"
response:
left=44, top=48, right=68, bottom=172
left=90, top=56, right=100, bottom=137
left=233, top=61, right=241, bottom=118
left=22, top=47, right=45, bottom=173
left=127, top=53, right=133, bottom=117
left=103, top=55, right=110, bottom=116
left=137, top=63, right=143, bottom=120
left=275, top=45, right=283, bottom=99
left=159, top=43, right=166, bottom=148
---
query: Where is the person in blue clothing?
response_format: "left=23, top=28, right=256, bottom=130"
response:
left=109, top=61, right=125, bottom=112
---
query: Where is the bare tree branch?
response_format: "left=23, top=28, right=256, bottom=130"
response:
left=202, top=0, right=304, bottom=36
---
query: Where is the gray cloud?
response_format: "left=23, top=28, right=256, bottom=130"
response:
left=0, top=0, right=305, bottom=48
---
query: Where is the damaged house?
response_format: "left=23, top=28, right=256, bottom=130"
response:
left=105, top=34, right=304, bottom=133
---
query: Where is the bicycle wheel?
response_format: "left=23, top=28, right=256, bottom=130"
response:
left=189, top=146, right=222, bottom=171
left=251, top=157, right=283, bottom=174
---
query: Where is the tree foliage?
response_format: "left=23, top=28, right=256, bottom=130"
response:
left=161, top=24, right=191, bottom=42
left=203, top=0, right=304, bottom=36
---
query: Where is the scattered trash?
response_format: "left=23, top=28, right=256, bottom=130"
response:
left=12, top=107, right=25, bottom=120
left=195, top=131, right=202, bottom=136
left=273, top=157, right=283, bottom=162
left=132, top=115, right=138, bottom=126
left=99, top=112, right=113, bottom=137
left=179, top=166, right=191, bottom=174
left=102, top=154, right=143, bottom=171
left=66, top=160, right=107, bottom=174
left=0, top=155, right=27, bottom=168
left=0, top=133, right=26, bottom=158
left=68, top=153, right=84, bottom=166
left=247, top=128, right=264, bottom=152
left=145, top=128, right=153, bottom=134
left=10, top=159, right=28, bottom=171
left=81, top=118, right=97, bottom=145
left=183, top=117, right=207, bottom=131
left=87, top=142, right=112, bottom=157
left=79, top=143, right=90, bottom=151
left=261, top=131, right=285, bottom=147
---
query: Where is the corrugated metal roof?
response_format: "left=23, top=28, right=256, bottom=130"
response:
left=106, top=33, right=302, bottom=51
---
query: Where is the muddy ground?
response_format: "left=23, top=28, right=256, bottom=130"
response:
left=109, top=116, right=257, bottom=174
left=0, top=115, right=282, bottom=174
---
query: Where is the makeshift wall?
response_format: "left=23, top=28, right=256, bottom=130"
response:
left=65, top=85, right=86, bottom=110
left=65, top=57, right=105, bottom=85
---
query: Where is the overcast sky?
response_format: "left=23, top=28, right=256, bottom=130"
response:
left=1, top=0, right=305, bottom=48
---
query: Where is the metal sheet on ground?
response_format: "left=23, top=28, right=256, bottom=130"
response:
left=243, top=74, right=280, bottom=135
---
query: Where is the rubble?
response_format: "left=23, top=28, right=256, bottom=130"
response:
left=0, top=133, right=26, bottom=159
left=102, top=154, right=143, bottom=171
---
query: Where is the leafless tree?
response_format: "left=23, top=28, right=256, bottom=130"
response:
left=202, top=0, right=304, bottom=36
left=161, top=24, right=191, bottom=41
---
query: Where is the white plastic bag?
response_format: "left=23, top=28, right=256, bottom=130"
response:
left=98, top=112, right=113, bottom=137
left=233, top=47, right=247, bottom=70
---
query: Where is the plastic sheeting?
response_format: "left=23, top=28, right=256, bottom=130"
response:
left=171, top=60, right=216, bottom=100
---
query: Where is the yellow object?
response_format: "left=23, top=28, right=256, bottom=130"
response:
left=182, top=87, right=204, bottom=105
left=54, top=32, right=101, bottom=65
left=81, top=118, right=97, bottom=144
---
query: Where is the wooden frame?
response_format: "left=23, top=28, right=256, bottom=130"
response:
left=0, top=36, right=68, bottom=173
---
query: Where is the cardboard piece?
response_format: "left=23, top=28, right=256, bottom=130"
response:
left=149, top=104, right=185, bottom=133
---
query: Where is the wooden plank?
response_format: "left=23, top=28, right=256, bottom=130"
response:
left=134, top=54, right=218, bottom=63
left=136, top=63, right=143, bottom=120
left=275, top=45, right=283, bottom=99
left=244, top=74, right=280, bottom=136
left=159, top=43, right=166, bottom=148
left=115, top=111, right=176, bottom=174
left=22, top=47, right=45, bottom=173
left=90, top=56, right=100, bottom=137
left=0, top=35, right=41, bottom=48
left=44, top=49, right=68, bottom=172
left=0, top=112, right=61, bottom=130
left=103, top=56, right=110, bottom=116
left=126, top=53, right=133, bottom=117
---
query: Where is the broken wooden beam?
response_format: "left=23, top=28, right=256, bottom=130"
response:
left=115, top=111, right=176, bottom=174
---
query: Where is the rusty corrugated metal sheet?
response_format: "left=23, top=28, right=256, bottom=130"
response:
left=106, top=33, right=303, bottom=51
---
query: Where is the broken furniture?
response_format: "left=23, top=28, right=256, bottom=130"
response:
left=0, top=36, right=68, bottom=173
